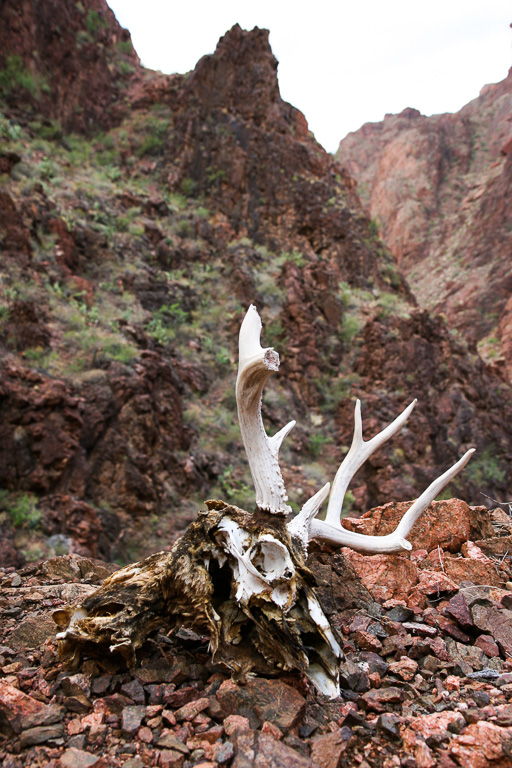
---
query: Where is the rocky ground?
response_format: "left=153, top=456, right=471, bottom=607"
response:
left=2, top=498, right=512, bottom=767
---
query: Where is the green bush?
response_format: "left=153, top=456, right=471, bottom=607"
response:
left=0, top=55, right=41, bottom=97
left=309, top=433, right=333, bottom=458
left=340, top=314, right=361, bottom=343
left=0, top=490, right=41, bottom=529
left=117, top=40, right=134, bottom=55
left=137, top=134, right=165, bottom=157
left=181, top=177, right=198, bottom=197
left=0, top=113, right=22, bottom=141
left=85, top=9, right=107, bottom=37
left=466, top=446, right=505, bottom=488
left=118, top=60, right=135, bottom=77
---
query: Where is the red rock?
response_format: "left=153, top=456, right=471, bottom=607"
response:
left=445, top=592, right=474, bottom=630
left=196, top=724, right=224, bottom=743
left=261, top=721, right=282, bottom=739
left=461, top=541, right=487, bottom=560
left=174, top=697, right=209, bottom=722
left=435, top=615, right=471, bottom=643
left=254, top=732, right=315, bottom=768
left=217, top=679, right=306, bottom=732
left=157, top=731, right=190, bottom=752
left=0, top=679, right=62, bottom=734
left=310, top=729, right=348, bottom=768
left=408, top=711, right=465, bottom=740
left=474, top=634, right=500, bottom=657
left=159, top=751, right=185, bottom=768
left=342, top=499, right=489, bottom=553
left=445, top=676, right=460, bottom=693
left=449, top=721, right=512, bottom=767
left=388, top=657, right=418, bottom=681
left=411, top=550, right=429, bottom=563
left=162, top=709, right=177, bottom=726
left=59, top=748, right=102, bottom=768
left=348, top=614, right=372, bottom=633
left=402, top=725, right=438, bottom=768
left=401, top=622, right=437, bottom=637
left=224, top=714, right=251, bottom=735
left=443, top=555, right=501, bottom=587
left=415, top=570, right=459, bottom=596
left=165, top=686, right=200, bottom=708
left=471, top=604, right=512, bottom=656
left=361, top=687, right=405, bottom=713
left=340, top=549, right=418, bottom=602
left=137, top=725, right=153, bottom=743
left=352, top=630, right=383, bottom=653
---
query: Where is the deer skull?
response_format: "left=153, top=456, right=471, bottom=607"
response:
left=55, top=306, right=474, bottom=699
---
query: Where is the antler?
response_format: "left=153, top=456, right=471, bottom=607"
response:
left=237, top=306, right=475, bottom=555
left=290, top=397, right=474, bottom=554
left=236, top=305, right=296, bottom=515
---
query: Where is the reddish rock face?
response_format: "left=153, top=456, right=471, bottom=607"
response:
left=344, top=311, right=512, bottom=508
left=0, top=191, right=32, bottom=265
left=336, top=70, right=512, bottom=372
left=0, top=355, right=192, bottom=560
left=340, top=549, right=419, bottom=602
left=0, top=0, right=140, bottom=133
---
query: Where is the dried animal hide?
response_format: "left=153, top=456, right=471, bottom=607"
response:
left=55, top=501, right=342, bottom=697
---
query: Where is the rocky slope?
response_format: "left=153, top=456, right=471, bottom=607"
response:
left=0, top=0, right=140, bottom=133
left=2, top=500, right=512, bottom=767
left=1, top=1, right=512, bottom=574
left=336, top=69, right=512, bottom=375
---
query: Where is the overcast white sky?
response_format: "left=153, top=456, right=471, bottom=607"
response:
left=109, top=1, right=511, bottom=153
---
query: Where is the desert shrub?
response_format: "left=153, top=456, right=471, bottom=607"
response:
left=309, top=433, right=333, bottom=458
left=118, top=60, right=135, bottom=76
left=466, top=446, right=505, bottom=488
left=0, top=490, right=40, bottom=529
left=0, top=113, right=22, bottom=141
left=181, top=177, right=198, bottom=197
left=0, top=55, right=37, bottom=97
left=85, top=9, right=107, bottom=37
left=117, top=40, right=134, bottom=55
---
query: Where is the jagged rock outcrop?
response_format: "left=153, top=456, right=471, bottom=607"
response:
left=336, top=69, right=512, bottom=373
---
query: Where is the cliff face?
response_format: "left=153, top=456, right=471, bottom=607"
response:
left=336, top=70, right=512, bottom=373
left=0, top=0, right=140, bottom=132
left=1, top=4, right=512, bottom=567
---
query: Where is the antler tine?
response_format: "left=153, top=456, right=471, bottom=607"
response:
left=324, top=399, right=416, bottom=526
left=287, top=482, right=331, bottom=553
left=236, top=305, right=296, bottom=515
left=307, top=449, right=475, bottom=553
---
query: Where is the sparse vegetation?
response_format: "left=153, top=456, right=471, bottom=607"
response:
left=0, top=55, right=42, bottom=97
left=0, top=490, right=41, bottom=529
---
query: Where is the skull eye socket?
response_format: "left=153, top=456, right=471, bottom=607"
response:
left=248, top=536, right=295, bottom=582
